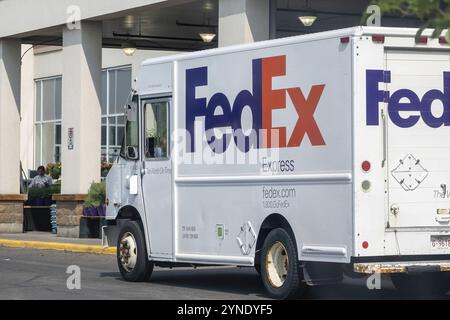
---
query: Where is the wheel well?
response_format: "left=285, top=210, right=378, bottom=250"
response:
left=117, top=205, right=143, bottom=222
left=255, top=213, right=297, bottom=266
left=116, top=206, right=148, bottom=253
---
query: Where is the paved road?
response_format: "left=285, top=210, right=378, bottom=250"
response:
left=0, top=247, right=448, bottom=300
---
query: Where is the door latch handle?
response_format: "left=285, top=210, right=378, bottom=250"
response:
left=381, top=109, right=387, bottom=168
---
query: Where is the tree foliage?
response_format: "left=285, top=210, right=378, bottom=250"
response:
left=371, top=0, right=450, bottom=39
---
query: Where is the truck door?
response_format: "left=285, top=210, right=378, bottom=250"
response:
left=386, top=50, right=450, bottom=232
left=141, top=98, right=173, bottom=258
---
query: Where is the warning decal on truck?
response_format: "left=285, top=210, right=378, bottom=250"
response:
left=391, top=154, right=429, bottom=191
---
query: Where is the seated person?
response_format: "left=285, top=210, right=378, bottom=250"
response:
left=29, top=166, right=53, bottom=189
left=154, top=136, right=167, bottom=158
left=145, top=136, right=167, bottom=158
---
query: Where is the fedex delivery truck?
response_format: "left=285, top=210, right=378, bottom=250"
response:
left=103, top=26, right=450, bottom=299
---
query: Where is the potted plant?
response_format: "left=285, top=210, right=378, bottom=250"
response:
left=83, top=197, right=99, bottom=217
left=46, top=162, right=61, bottom=180
left=83, top=181, right=106, bottom=217
left=28, top=187, right=45, bottom=206
left=28, top=184, right=59, bottom=206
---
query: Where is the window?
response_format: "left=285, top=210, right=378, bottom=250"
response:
left=120, top=118, right=140, bottom=160
left=34, top=66, right=132, bottom=167
left=34, top=77, right=62, bottom=167
left=101, top=66, right=132, bottom=162
left=144, top=101, right=169, bottom=159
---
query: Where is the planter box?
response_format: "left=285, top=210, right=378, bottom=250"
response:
left=79, top=216, right=105, bottom=239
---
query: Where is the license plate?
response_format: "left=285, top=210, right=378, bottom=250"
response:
left=431, top=236, right=450, bottom=249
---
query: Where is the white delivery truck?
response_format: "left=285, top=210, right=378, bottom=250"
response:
left=103, top=26, right=450, bottom=299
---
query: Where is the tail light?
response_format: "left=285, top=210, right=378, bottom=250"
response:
left=361, top=160, right=371, bottom=173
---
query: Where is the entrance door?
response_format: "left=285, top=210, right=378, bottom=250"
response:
left=386, top=50, right=450, bottom=230
left=141, top=98, right=173, bottom=258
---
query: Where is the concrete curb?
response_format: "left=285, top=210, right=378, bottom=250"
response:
left=0, top=239, right=116, bottom=255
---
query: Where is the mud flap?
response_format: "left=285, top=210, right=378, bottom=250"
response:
left=303, top=261, right=343, bottom=285
left=102, top=224, right=120, bottom=247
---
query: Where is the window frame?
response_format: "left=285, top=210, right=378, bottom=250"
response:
left=101, top=65, right=131, bottom=162
left=142, top=97, right=171, bottom=162
left=120, top=109, right=140, bottom=161
left=34, top=75, right=62, bottom=167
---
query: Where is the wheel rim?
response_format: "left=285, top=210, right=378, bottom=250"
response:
left=119, top=232, right=138, bottom=272
left=266, top=241, right=289, bottom=288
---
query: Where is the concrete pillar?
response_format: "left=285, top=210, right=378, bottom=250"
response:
left=58, top=22, right=102, bottom=237
left=0, top=39, right=21, bottom=194
left=20, top=44, right=35, bottom=174
left=218, top=0, right=270, bottom=47
left=0, top=39, right=26, bottom=233
left=61, top=21, right=102, bottom=195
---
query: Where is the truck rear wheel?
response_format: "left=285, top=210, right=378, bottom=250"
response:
left=117, top=220, right=154, bottom=282
left=391, top=272, right=450, bottom=296
left=260, top=228, right=306, bottom=299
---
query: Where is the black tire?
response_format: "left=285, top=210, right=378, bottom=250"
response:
left=254, top=263, right=261, bottom=275
left=391, top=272, right=450, bottom=297
left=117, top=220, right=154, bottom=282
left=260, top=228, right=307, bottom=299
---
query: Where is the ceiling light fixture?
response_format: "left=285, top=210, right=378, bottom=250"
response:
left=298, top=15, right=317, bottom=27
left=298, top=0, right=317, bottom=27
left=122, top=41, right=137, bottom=56
left=204, top=1, right=214, bottom=11
left=199, top=16, right=216, bottom=43
left=199, top=32, right=216, bottom=43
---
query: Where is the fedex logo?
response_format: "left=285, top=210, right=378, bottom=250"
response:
left=366, top=70, right=450, bottom=128
left=185, top=55, right=326, bottom=153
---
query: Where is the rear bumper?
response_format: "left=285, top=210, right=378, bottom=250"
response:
left=354, top=260, right=450, bottom=274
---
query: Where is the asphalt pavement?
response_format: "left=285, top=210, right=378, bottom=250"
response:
left=0, top=247, right=449, bottom=300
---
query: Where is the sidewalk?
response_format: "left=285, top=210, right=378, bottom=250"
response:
left=0, top=231, right=115, bottom=255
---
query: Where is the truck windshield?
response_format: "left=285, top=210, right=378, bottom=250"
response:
left=120, top=120, right=139, bottom=158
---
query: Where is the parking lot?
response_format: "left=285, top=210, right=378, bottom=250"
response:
left=0, top=247, right=448, bottom=300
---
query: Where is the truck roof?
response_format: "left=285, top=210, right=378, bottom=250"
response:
left=140, top=26, right=444, bottom=67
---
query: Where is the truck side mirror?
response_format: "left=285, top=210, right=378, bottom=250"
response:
left=127, top=146, right=139, bottom=160
left=125, top=94, right=138, bottom=122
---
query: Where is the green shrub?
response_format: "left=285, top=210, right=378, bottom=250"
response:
left=28, top=183, right=60, bottom=200
left=84, top=181, right=106, bottom=208
left=46, top=162, right=62, bottom=180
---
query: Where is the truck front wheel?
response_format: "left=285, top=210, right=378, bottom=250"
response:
left=260, top=228, right=307, bottom=299
left=117, top=220, right=154, bottom=282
